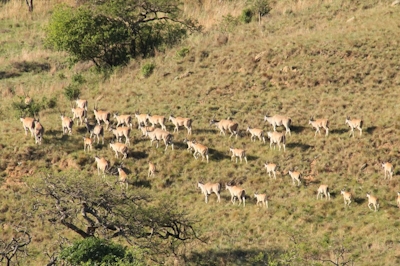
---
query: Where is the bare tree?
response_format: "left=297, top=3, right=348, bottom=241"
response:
left=0, top=228, right=32, bottom=266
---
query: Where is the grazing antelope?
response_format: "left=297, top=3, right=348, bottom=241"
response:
left=109, top=126, right=131, bottom=146
left=145, top=128, right=174, bottom=151
left=266, top=131, right=286, bottom=152
left=247, top=126, right=265, bottom=143
left=197, top=182, right=221, bottom=203
left=309, top=117, right=329, bottom=137
left=225, top=183, right=246, bottom=207
left=20, top=117, right=35, bottom=137
left=109, top=142, right=128, bottom=159
left=264, top=115, right=291, bottom=135
left=191, top=140, right=209, bottom=163
left=113, top=113, right=133, bottom=128
left=33, top=120, right=44, bottom=145
left=60, top=114, right=73, bottom=135
left=254, top=192, right=268, bottom=208
left=229, top=147, right=247, bottom=164
left=139, top=125, right=155, bottom=137
left=117, top=166, right=128, bottom=190
left=367, top=193, right=379, bottom=212
left=94, top=156, right=109, bottom=177
left=288, top=170, right=301, bottom=186
left=146, top=114, right=167, bottom=130
left=75, top=98, right=88, bottom=111
left=264, top=162, right=277, bottom=179
left=345, top=116, right=363, bottom=137
left=210, top=117, right=239, bottom=139
left=135, top=112, right=148, bottom=129
left=169, top=115, right=193, bottom=135
left=148, top=162, right=156, bottom=177
left=316, top=185, right=331, bottom=200
left=93, top=106, right=111, bottom=129
left=341, top=189, right=352, bottom=207
left=71, top=107, right=86, bottom=126
left=397, top=192, right=400, bottom=209
left=85, top=119, right=104, bottom=145
left=83, top=137, right=93, bottom=152
left=382, top=162, right=394, bottom=180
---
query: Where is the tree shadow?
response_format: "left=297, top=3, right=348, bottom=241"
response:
left=0, top=70, right=21, bottom=79
left=286, top=142, right=313, bottom=151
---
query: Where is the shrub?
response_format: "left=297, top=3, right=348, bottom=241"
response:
left=240, top=8, right=253, bottom=24
left=141, top=63, right=155, bottom=78
left=177, top=47, right=190, bottom=58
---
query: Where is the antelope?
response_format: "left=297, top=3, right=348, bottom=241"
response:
left=316, top=185, right=331, bottom=200
left=229, top=147, right=247, bottom=164
left=264, top=115, right=291, bottom=135
left=210, top=117, right=239, bottom=139
left=397, top=192, right=400, bottom=209
left=60, top=114, right=73, bottom=135
left=345, top=116, right=363, bottom=137
left=109, top=142, right=128, bottom=159
left=85, top=119, right=104, bottom=145
left=94, top=156, right=109, bottom=177
left=266, top=131, right=286, bottom=151
left=148, top=162, right=156, bottom=177
left=264, top=162, right=277, bottom=179
left=382, top=162, right=394, bottom=180
left=225, top=183, right=246, bottom=207
left=33, top=120, right=44, bottom=145
left=139, top=125, right=155, bottom=137
left=145, top=128, right=174, bottom=151
left=254, top=192, right=268, bottom=208
left=183, top=138, right=195, bottom=151
left=117, top=166, right=128, bottom=190
left=75, top=98, right=88, bottom=111
left=309, top=117, right=329, bottom=137
left=341, top=189, right=352, bottom=206
left=93, top=105, right=111, bottom=129
left=146, top=114, right=167, bottom=130
left=247, top=126, right=265, bottom=143
left=20, top=117, right=35, bottom=137
left=109, top=126, right=131, bottom=146
left=71, top=107, right=86, bottom=126
left=83, top=137, right=93, bottom=152
left=197, top=182, right=221, bottom=203
left=288, top=170, right=301, bottom=186
left=367, top=193, right=379, bottom=212
left=135, top=112, right=148, bottom=129
left=24, top=96, right=32, bottom=105
left=113, top=113, right=133, bottom=128
left=169, top=115, right=193, bottom=135
left=191, top=140, right=209, bottom=163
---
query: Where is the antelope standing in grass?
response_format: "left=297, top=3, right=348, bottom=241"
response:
left=135, top=112, right=148, bottom=129
left=113, top=113, right=133, bottom=128
left=85, top=119, right=104, bottom=145
left=33, top=120, right=44, bottom=145
left=109, top=142, right=128, bottom=159
left=288, top=170, right=301, bottom=186
left=264, top=115, right=291, bottom=135
left=61, top=114, right=73, bottom=135
left=20, top=117, right=35, bottom=137
left=254, top=192, right=268, bottom=208
left=316, top=185, right=331, bottom=200
left=24, top=96, right=32, bottom=105
left=139, top=125, right=155, bottom=137
left=71, top=107, right=86, bottom=126
left=169, top=115, right=193, bottom=135
left=225, top=183, right=246, bottom=207
left=183, top=138, right=195, bottom=151
left=109, top=126, right=131, bottom=146
left=341, top=189, right=352, bottom=207
left=75, top=98, right=88, bottom=111
left=117, top=165, right=128, bottom=190
left=94, top=156, right=109, bottom=177
left=397, top=192, right=400, bottom=209
left=267, top=131, right=286, bottom=152
left=367, top=193, right=379, bottom=212
left=309, top=117, right=329, bottom=137
left=210, top=117, right=239, bottom=139
left=146, top=114, right=167, bottom=130
left=264, top=162, right=277, bottom=179
left=191, top=140, right=209, bottom=163
left=247, top=126, right=265, bottom=143
left=229, top=147, right=247, bottom=164
left=145, top=128, right=174, bottom=150
left=93, top=105, right=111, bottom=129
left=148, top=162, right=156, bottom=177
left=345, top=116, right=363, bottom=137
left=382, top=162, right=394, bottom=180
left=197, top=182, right=221, bottom=203
left=83, top=137, right=93, bottom=152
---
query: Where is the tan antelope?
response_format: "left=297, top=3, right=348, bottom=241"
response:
left=309, top=117, right=329, bottom=137
left=93, top=104, right=111, bottom=129
left=264, top=115, right=291, bottom=135
left=225, top=183, right=246, bottom=207
left=146, top=114, right=167, bottom=130
left=316, top=184, right=331, bottom=200
left=266, top=131, right=286, bottom=152
left=254, top=192, right=268, bottom=208
left=60, top=114, right=73, bottom=135
left=183, top=138, right=195, bottom=152
left=210, top=117, right=239, bottom=139
left=33, top=120, right=44, bottom=145
left=148, top=162, right=156, bottom=177
left=367, top=193, right=379, bottom=212
left=139, top=125, right=155, bottom=137
left=145, top=128, right=174, bottom=151
left=345, top=116, right=363, bottom=137
left=247, top=126, right=265, bottom=143
left=191, top=140, right=209, bottom=163
left=197, top=182, right=221, bottom=203
left=71, top=107, right=86, bottom=126
left=169, top=115, right=192, bottom=135
left=396, top=192, right=400, bottom=209
left=109, top=126, right=131, bottom=146
left=85, top=119, right=104, bottom=145
left=341, top=189, right=352, bottom=207
left=288, top=170, right=301, bottom=186
left=20, top=117, right=35, bottom=137
left=113, top=113, right=133, bottom=128
left=117, top=166, right=129, bottom=190
left=382, top=162, right=394, bottom=180
left=83, top=137, right=93, bottom=152
left=75, top=98, right=88, bottom=111
left=24, top=96, right=32, bottom=105
left=94, top=156, right=109, bottom=177
left=109, top=142, right=128, bottom=159
left=229, top=147, right=247, bottom=164
left=264, top=162, right=277, bottom=179
left=135, top=112, right=148, bottom=129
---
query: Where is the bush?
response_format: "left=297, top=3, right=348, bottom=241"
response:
left=240, top=8, right=253, bottom=24
left=141, top=63, right=155, bottom=78
left=177, top=47, right=190, bottom=58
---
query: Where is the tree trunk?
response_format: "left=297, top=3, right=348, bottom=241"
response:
left=25, top=0, right=33, bottom=12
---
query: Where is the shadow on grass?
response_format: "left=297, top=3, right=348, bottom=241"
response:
left=286, top=142, right=313, bottom=151
left=130, top=151, right=148, bottom=160
left=131, top=178, right=152, bottom=188
left=195, top=128, right=219, bottom=135
left=366, top=126, right=377, bottom=135
left=330, top=128, right=348, bottom=135
left=209, top=148, right=230, bottom=161
left=0, top=70, right=21, bottom=79
left=354, top=197, right=366, bottom=204
left=291, top=125, right=307, bottom=134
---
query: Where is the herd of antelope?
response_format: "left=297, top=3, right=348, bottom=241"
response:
left=18, top=97, right=399, bottom=210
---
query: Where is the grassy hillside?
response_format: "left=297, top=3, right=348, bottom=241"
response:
left=1, top=0, right=400, bottom=265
